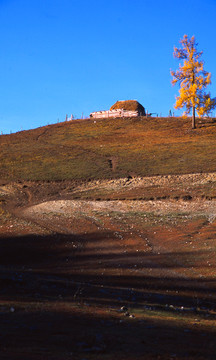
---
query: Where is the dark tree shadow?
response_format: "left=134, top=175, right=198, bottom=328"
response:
left=0, top=232, right=216, bottom=359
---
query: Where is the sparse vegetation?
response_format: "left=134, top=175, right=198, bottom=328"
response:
left=0, top=116, right=215, bottom=181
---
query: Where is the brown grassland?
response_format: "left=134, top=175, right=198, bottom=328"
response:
left=0, top=116, right=216, bottom=359
left=0, top=116, right=215, bottom=181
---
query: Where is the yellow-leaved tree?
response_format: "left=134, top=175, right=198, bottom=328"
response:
left=171, top=35, right=216, bottom=129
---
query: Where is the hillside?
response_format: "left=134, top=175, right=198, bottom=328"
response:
left=0, top=116, right=216, bottom=359
left=0, top=116, right=216, bottom=181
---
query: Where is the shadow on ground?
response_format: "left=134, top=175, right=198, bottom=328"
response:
left=0, top=232, right=216, bottom=359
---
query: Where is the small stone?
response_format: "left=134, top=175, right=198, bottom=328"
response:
left=120, top=306, right=128, bottom=312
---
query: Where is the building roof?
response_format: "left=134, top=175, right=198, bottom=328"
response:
left=110, top=100, right=145, bottom=113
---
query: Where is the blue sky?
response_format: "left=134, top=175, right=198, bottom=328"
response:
left=1, top=0, right=216, bottom=133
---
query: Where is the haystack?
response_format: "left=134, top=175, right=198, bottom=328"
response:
left=110, top=100, right=145, bottom=115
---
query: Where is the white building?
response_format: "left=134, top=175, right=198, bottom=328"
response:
left=90, top=100, right=146, bottom=119
left=90, top=109, right=140, bottom=119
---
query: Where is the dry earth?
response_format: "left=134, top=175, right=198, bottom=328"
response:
left=0, top=173, right=216, bottom=359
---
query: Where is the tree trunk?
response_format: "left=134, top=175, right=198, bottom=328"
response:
left=192, top=106, right=196, bottom=129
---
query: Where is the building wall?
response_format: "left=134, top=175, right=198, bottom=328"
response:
left=90, top=109, right=141, bottom=119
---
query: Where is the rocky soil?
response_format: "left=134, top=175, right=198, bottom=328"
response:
left=0, top=172, right=216, bottom=359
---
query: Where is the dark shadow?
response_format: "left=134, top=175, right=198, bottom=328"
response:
left=1, top=303, right=216, bottom=359
left=1, top=231, right=216, bottom=359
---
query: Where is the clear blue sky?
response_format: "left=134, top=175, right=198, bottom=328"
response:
left=1, top=0, right=216, bottom=133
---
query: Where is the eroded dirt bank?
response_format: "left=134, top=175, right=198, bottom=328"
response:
left=0, top=171, right=216, bottom=209
left=23, top=198, right=216, bottom=222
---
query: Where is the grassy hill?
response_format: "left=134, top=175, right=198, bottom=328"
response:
left=0, top=116, right=216, bottom=360
left=0, top=116, right=215, bottom=181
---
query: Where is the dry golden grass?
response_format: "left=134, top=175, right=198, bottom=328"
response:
left=0, top=116, right=215, bottom=181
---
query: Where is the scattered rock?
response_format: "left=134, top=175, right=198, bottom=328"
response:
left=120, top=306, right=128, bottom=312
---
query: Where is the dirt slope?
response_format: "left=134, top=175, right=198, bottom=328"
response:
left=0, top=174, right=216, bottom=359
